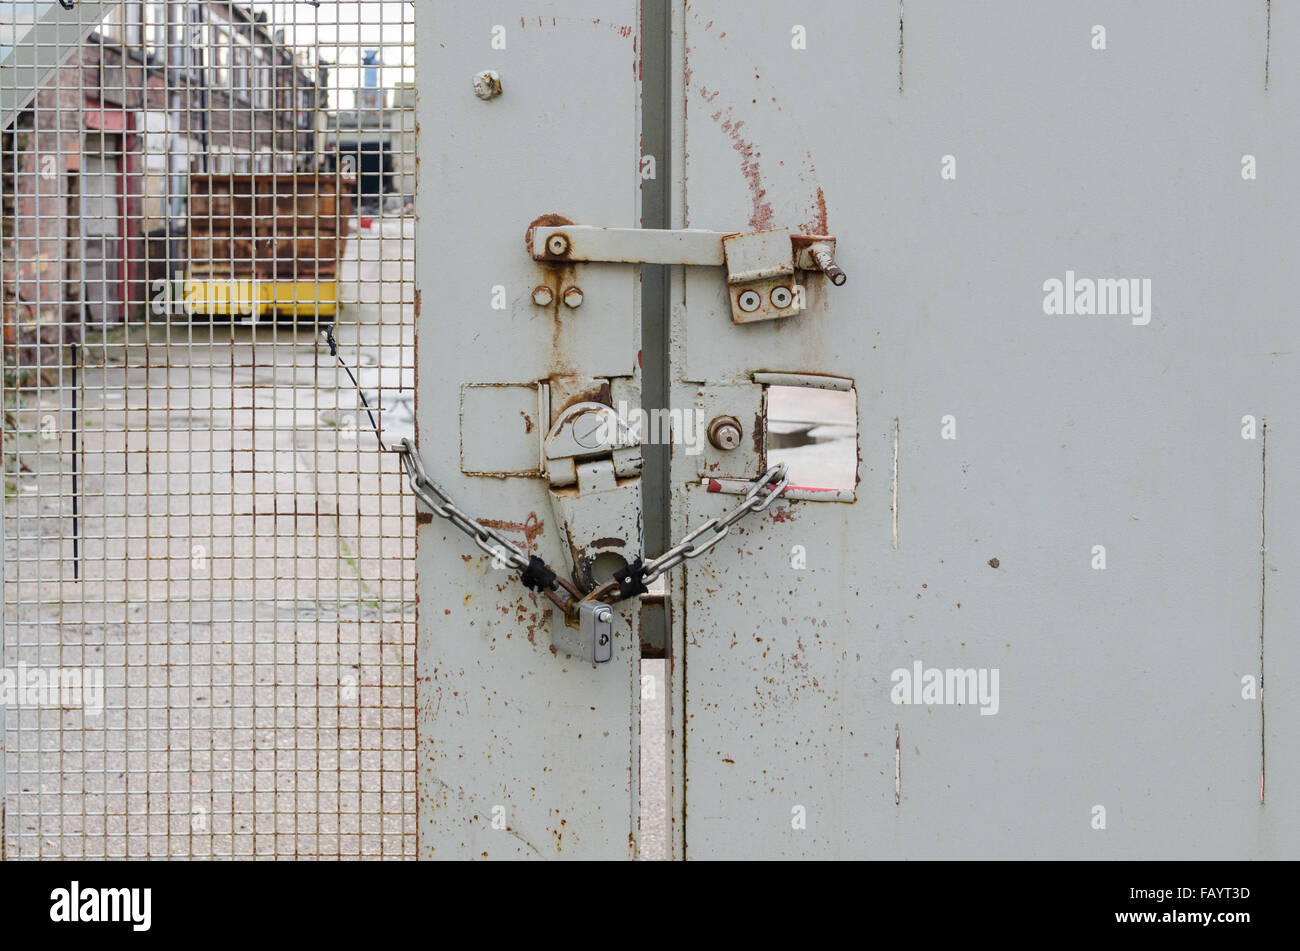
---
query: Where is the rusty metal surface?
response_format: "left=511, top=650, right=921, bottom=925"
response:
left=416, top=1, right=643, bottom=859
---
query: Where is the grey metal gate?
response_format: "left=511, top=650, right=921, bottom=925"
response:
left=417, top=0, right=1300, bottom=860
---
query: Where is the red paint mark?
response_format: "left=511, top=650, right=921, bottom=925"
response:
left=770, top=505, right=796, bottom=523
left=707, top=479, right=723, bottom=493
left=701, top=89, right=774, bottom=231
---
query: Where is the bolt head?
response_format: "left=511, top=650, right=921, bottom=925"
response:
left=532, top=285, right=554, bottom=307
left=562, top=286, right=584, bottom=308
left=737, top=289, right=762, bottom=313
left=708, top=416, right=744, bottom=451
left=473, top=70, right=502, bottom=100
left=770, top=285, right=794, bottom=309
left=546, top=233, right=570, bottom=256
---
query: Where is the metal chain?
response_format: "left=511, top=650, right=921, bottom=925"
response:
left=642, top=461, right=789, bottom=582
left=395, top=439, right=584, bottom=616
left=394, top=438, right=790, bottom=613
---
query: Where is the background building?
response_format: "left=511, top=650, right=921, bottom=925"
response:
left=2, top=1, right=320, bottom=377
left=323, top=50, right=413, bottom=214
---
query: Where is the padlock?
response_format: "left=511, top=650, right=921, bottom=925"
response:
left=553, top=599, right=615, bottom=665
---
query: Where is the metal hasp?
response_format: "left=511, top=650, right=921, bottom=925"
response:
left=530, top=224, right=845, bottom=323
left=554, top=599, right=615, bottom=665
left=544, top=399, right=642, bottom=659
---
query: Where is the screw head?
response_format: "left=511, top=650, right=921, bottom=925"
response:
left=737, top=289, right=762, bottom=313
left=472, top=70, right=502, bottom=100
left=708, top=416, right=744, bottom=451
left=596, top=608, right=612, bottom=624
left=562, top=286, right=584, bottom=308
left=532, top=285, right=554, bottom=307
left=546, top=233, right=570, bottom=256
left=770, top=285, right=794, bottom=309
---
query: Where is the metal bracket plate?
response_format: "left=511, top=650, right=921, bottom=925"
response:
left=544, top=399, right=643, bottom=591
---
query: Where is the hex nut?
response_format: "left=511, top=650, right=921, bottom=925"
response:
left=708, top=416, right=744, bottom=451
left=532, top=285, right=554, bottom=307
left=563, top=286, right=584, bottom=309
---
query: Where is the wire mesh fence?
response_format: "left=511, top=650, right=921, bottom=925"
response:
left=1, top=0, right=417, bottom=859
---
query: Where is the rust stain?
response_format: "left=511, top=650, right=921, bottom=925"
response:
left=477, top=511, right=545, bottom=551
left=520, top=410, right=534, bottom=434
left=415, top=511, right=433, bottom=525
left=806, top=185, right=828, bottom=235
left=525, top=213, right=575, bottom=253
left=546, top=263, right=578, bottom=368
left=687, top=9, right=829, bottom=237
left=701, top=91, right=775, bottom=231
left=987, top=557, right=1000, bottom=569
left=570, top=379, right=612, bottom=410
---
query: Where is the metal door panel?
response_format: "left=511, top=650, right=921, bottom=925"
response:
left=673, top=0, right=1294, bottom=858
left=416, top=2, right=643, bottom=859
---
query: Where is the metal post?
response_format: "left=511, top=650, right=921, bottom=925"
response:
left=0, top=1, right=110, bottom=128
left=639, top=0, right=671, bottom=655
